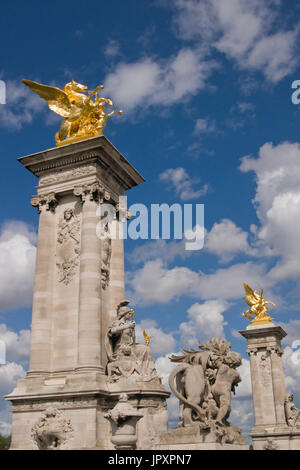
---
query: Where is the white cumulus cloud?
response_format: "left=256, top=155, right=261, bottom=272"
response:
left=0, top=324, right=30, bottom=364
left=0, top=221, right=36, bottom=312
left=172, top=0, right=299, bottom=83
left=159, top=167, right=208, bottom=201
left=205, top=218, right=251, bottom=262
left=240, top=141, right=300, bottom=281
left=135, top=319, right=176, bottom=356
left=179, top=300, right=229, bottom=347
left=104, top=48, right=214, bottom=111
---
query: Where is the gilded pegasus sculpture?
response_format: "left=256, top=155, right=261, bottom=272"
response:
left=242, top=283, right=276, bottom=325
left=22, top=79, right=122, bottom=146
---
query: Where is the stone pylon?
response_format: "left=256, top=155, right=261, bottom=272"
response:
left=6, top=136, right=169, bottom=450
left=240, top=323, right=300, bottom=450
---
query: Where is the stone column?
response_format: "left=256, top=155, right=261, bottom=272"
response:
left=247, top=348, right=264, bottom=427
left=74, top=183, right=105, bottom=372
left=269, top=345, right=287, bottom=426
left=28, top=193, right=57, bottom=374
left=100, top=217, right=126, bottom=370
left=239, top=324, right=300, bottom=449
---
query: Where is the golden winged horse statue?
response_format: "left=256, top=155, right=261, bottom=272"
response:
left=242, top=283, right=276, bottom=325
left=22, top=79, right=122, bottom=146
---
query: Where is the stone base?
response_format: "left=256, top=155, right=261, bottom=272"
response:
left=155, top=442, right=249, bottom=450
left=153, top=425, right=249, bottom=451
left=251, top=426, right=300, bottom=450
left=6, top=371, right=169, bottom=450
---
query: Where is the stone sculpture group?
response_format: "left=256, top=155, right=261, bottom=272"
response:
left=6, top=133, right=300, bottom=451
left=169, top=338, right=245, bottom=445
left=105, top=301, right=160, bottom=384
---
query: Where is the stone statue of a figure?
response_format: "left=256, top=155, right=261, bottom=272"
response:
left=105, top=300, right=159, bottom=383
left=169, top=337, right=245, bottom=444
left=285, top=393, right=300, bottom=428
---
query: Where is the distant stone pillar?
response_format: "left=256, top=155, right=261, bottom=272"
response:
left=29, top=193, right=57, bottom=374
left=240, top=324, right=300, bottom=450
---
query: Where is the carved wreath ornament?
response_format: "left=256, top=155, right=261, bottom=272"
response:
left=31, top=407, right=73, bottom=450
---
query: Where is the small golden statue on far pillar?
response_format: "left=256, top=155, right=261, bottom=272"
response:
left=242, top=283, right=276, bottom=325
left=22, top=79, right=123, bottom=146
left=143, top=330, right=152, bottom=347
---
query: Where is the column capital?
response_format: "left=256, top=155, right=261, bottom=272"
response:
left=31, top=192, right=58, bottom=213
left=73, top=181, right=110, bottom=203
left=267, top=345, right=283, bottom=356
left=246, top=347, right=258, bottom=356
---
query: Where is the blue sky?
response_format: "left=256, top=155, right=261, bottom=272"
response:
left=1, top=0, right=300, bottom=437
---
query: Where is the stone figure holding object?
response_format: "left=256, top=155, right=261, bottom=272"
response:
left=285, top=393, right=300, bottom=428
left=105, top=300, right=159, bottom=383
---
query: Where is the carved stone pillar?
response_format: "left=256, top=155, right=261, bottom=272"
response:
left=240, top=324, right=300, bottom=450
left=29, top=193, right=57, bottom=374
left=7, top=136, right=167, bottom=451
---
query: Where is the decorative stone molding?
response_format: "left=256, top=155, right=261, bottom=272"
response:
left=32, top=151, right=101, bottom=175
left=39, top=165, right=95, bottom=185
left=74, top=181, right=110, bottom=203
left=31, top=192, right=58, bottom=213
left=31, top=407, right=73, bottom=450
left=12, top=397, right=98, bottom=413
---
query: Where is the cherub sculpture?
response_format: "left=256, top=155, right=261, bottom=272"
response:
left=242, top=283, right=276, bottom=324
left=22, top=79, right=122, bottom=146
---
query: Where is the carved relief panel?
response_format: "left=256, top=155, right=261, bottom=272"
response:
left=56, top=205, right=81, bottom=285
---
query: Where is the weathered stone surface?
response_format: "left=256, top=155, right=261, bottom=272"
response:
left=154, top=425, right=249, bottom=450
left=240, top=323, right=300, bottom=450
left=7, top=136, right=169, bottom=450
left=168, top=337, right=246, bottom=446
left=105, top=393, right=143, bottom=450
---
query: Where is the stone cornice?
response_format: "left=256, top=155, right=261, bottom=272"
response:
left=18, top=135, right=145, bottom=191
left=239, top=325, right=287, bottom=341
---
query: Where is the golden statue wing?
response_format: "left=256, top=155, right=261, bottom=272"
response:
left=143, top=330, right=150, bottom=346
left=22, top=79, right=71, bottom=117
left=243, top=283, right=257, bottom=307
